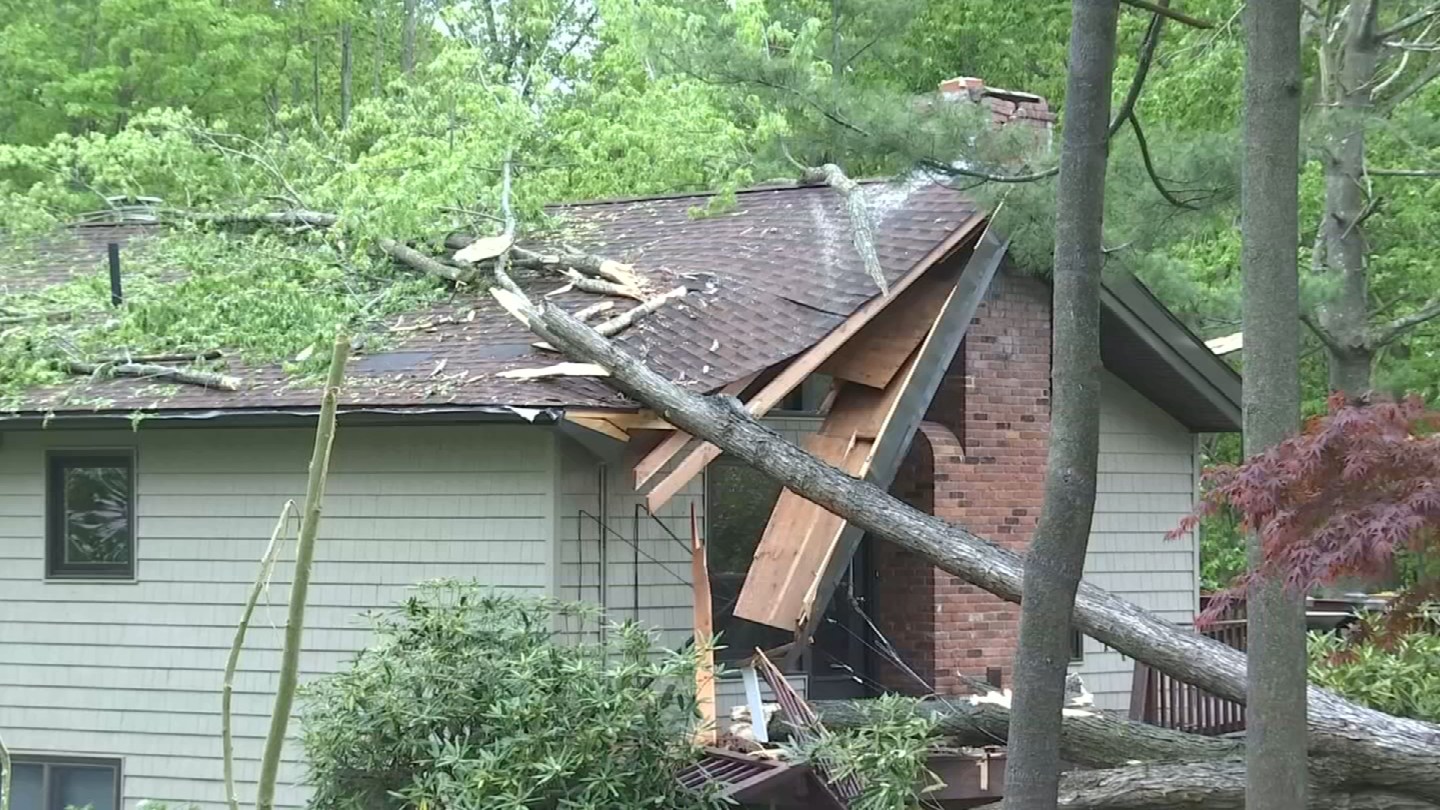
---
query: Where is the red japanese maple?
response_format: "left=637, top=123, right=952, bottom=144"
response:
left=1175, top=394, right=1440, bottom=626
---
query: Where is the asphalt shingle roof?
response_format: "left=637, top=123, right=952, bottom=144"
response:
left=1, top=180, right=981, bottom=417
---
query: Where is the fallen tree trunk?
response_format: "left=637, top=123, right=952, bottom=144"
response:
left=492, top=291, right=1440, bottom=801
left=819, top=699, right=1436, bottom=810
left=1049, top=762, right=1435, bottom=810
left=812, top=699, right=1242, bottom=770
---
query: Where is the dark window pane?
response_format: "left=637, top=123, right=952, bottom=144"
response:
left=63, top=465, right=132, bottom=564
left=10, top=763, right=44, bottom=810
left=706, top=462, right=790, bottom=661
left=52, top=764, right=117, bottom=810
left=48, top=453, right=134, bottom=578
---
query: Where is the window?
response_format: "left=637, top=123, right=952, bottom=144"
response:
left=706, top=461, right=791, bottom=661
left=3, top=756, right=121, bottom=810
left=46, top=451, right=135, bottom=579
left=705, top=459, right=873, bottom=694
left=1071, top=627, right=1085, bottom=663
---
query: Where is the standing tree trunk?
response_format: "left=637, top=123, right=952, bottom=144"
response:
left=1004, top=2, right=1117, bottom=808
left=401, top=0, right=418, bottom=78
left=1317, top=1, right=1381, bottom=397
left=1242, top=3, right=1308, bottom=810
left=339, top=22, right=353, bottom=131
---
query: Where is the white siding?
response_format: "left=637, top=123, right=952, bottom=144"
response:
left=0, top=424, right=555, bottom=810
left=1075, top=373, right=1200, bottom=711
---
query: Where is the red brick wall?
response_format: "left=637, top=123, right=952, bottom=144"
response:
left=875, top=270, right=1051, bottom=694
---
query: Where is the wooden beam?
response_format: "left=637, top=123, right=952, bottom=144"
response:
left=817, top=264, right=959, bottom=389
left=567, top=409, right=676, bottom=431
left=733, top=433, right=868, bottom=630
left=691, top=504, right=717, bottom=746
left=564, top=415, right=630, bottom=442
left=631, top=373, right=758, bottom=490
left=642, top=214, right=987, bottom=511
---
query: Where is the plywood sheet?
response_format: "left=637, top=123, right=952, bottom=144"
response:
left=817, top=262, right=961, bottom=389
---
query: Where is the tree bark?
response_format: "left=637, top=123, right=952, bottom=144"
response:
left=813, top=698, right=1243, bottom=770
left=339, top=22, right=353, bottom=131
left=1317, top=1, right=1381, bottom=397
left=401, top=0, right=418, bottom=78
left=1006, top=3, right=1116, bottom=809
left=254, top=337, right=347, bottom=810
left=1241, top=3, right=1308, bottom=810
left=493, top=293, right=1440, bottom=803
left=1048, top=761, right=1436, bottom=810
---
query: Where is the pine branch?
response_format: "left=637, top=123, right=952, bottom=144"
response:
left=1109, top=1, right=1170, bottom=139
left=1120, top=0, right=1215, bottom=28
left=799, top=163, right=887, bottom=294
left=1301, top=313, right=1346, bottom=354
left=1372, top=299, right=1440, bottom=347
left=1128, top=112, right=1201, bottom=209
left=65, top=361, right=242, bottom=391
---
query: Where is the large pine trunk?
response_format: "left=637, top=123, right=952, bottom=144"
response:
left=1004, top=2, right=1116, bottom=808
left=1241, top=2, right=1308, bottom=809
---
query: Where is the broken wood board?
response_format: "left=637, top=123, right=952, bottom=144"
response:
left=731, top=363, right=917, bottom=631
left=734, top=225, right=1012, bottom=635
left=497, top=362, right=608, bottom=380
left=691, top=504, right=717, bottom=746
left=564, top=415, right=630, bottom=442
left=817, top=261, right=961, bottom=389
left=733, top=433, right=870, bottom=630
left=638, top=213, right=985, bottom=511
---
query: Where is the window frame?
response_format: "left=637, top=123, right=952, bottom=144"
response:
left=1071, top=627, right=1085, bottom=663
left=45, top=449, right=137, bottom=580
left=6, top=754, right=123, bottom=810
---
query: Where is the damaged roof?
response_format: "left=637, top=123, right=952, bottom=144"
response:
left=1, top=179, right=1240, bottom=432
left=1, top=180, right=980, bottom=420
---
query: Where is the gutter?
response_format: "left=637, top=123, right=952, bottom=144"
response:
left=0, top=404, right=564, bottom=431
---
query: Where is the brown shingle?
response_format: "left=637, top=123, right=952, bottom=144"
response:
left=2, top=180, right=980, bottom=417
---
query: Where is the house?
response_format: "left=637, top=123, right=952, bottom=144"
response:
left=0, top=109, right=1240, bottom=810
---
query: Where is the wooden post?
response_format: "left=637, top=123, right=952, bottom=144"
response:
left=691, top=503, right=716, bottom=745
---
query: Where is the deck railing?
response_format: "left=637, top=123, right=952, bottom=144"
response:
left=1128, top=619, right=1247, bottom=736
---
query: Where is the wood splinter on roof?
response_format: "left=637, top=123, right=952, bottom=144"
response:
left=496, top=361, right=609, bottom=380
left=533, top=287, right=687, bottom=351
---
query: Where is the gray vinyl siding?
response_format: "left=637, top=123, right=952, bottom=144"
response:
left=1075, top=373, right=1201, bottom=711
left=0, top=424, right=555, bottom=810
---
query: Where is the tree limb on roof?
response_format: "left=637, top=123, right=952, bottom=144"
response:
left=377, top=238, right=475, bottom=284
left=797, top=163, right=887, bottom=295
left=65, top=361, right=242, bottom=391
